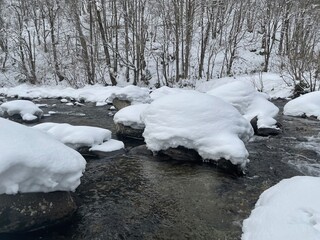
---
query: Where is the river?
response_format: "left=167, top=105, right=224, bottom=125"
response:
left=1, top=98, right=319, bottom=240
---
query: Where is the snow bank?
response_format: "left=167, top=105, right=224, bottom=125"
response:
left=0, top=118, right=86, bottom=194
left=141, top=91, right=254, bottom=166
left=284, top=91, right=320, bottom=119
left=113, top=104, right=149, bottom=129
left=32, top=122, right=112, bottom=149
left=0, top=84, right=120, bottom=103
left=196, top=73, right=292, bottom=99
left=0, top=100, right=43, bottom=121
left=242, top=176, right=320, bottom=240
left=206, top=81, right=279, bottom=129
left=108, top=85, right=151, bottom=104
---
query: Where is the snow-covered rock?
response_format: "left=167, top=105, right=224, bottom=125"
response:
left=284, top=91, right=320, bottom=119
left=0, top=118, right=86, bottom=194
left=0, top=100, right=43, bottom=122
left=242, top=176, right=320, bottom=240
left=89, top=139, right=124, bottom=152
left=108, top=85, right=151, bottom=110
left=89, top=139, right=125, bottom=158
left=141, top=91, right=254, bottom=167
left=32, top=122, right=112, bottom=150
left=206, top=80, right=279, bottom=133
left=113, top=104, right=149, bottom=139
left=114, top=104, right=149, bottom=130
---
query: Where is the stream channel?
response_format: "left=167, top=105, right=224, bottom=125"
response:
left=1, top=98, right=320, bottom=240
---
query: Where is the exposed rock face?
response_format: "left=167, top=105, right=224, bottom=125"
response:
left=112, top=98, right=131, bottom=110
left=115, top=123, right=144, bottom=140
left=0, top=191, right=77, bottom=233
left=250, top=116, right=281, bottom=136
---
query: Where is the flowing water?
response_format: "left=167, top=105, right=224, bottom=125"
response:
left=1, top=98, right=319, bottom=240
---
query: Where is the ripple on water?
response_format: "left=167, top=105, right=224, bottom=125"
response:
left=288, top=135, right=320, bottom=176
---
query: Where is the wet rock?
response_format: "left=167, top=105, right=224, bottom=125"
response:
left=160, top=146, right=244, bottom=175
left=115, top=123, right=144, bottom=140
left=250, top=116, right=281, bottom=136
left=0, top=191, right=77, bottom=233
left=129, top=145, right=244, bottom=175
left=112, top=98, right=131, bottom=110
left=160, top=146, right=202, bottom=162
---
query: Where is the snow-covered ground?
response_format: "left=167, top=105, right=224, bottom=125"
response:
left=113, top=104, right=149, bottom=129
left=196, top=73, right=293, bottom=99
left=141, top=91, right=254, bottom=167
left=0, top=73, right=293, bottom=103
left=284, top=91, right=320, bottom=119
left=242, top=176, right=320, bottom=240
left=0, top=84, right=120, bottom=103
left=0, top=118, right=86, bottom=194
left=0, top=100, right=43, bottom=122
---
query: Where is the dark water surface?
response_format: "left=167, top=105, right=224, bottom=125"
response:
left=1, top=98, right=319, bottom=240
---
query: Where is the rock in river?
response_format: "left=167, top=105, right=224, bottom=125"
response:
left=0, top=191, right=77, bottom=233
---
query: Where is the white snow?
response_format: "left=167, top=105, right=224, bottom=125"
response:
left=0, top=84, right=121, bottom=103
left=89, top=139, right=125, bottom=152
left=108, top=85, right=151, bottom=104
left=150, top=86, right=187, bottom=100
left=206, top=80, right=279, bottom=129
left=0, top=100, right=43, bottom=121
left=284, top=91, right=320, bottom=119
left=32, top=122, right=112, bottom=149
left=242, top=176, right=320, bottom=240
left=0, top=118, right=86, bottom=194
left=141, top=91, right=254, bottom=166
left=196, top=73, right=293, bottom=99
left=113, top=104, right=149, bottom=129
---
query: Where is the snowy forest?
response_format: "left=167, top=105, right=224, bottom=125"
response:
left=0, top=0, right=319, bottom=90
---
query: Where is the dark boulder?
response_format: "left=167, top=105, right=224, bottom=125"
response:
left=115, top=123, right=144, bottom=140
left=0, top=191, right=77, bottom=233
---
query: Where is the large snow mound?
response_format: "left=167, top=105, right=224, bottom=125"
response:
left=108, top=85, right=151, bottom=104
left=284, top=91, right=320, bottom=119
left=150, top=86, right=187, bottom=100
left=207, top=81, right=279, bottom=129
left=242, top=176, right=320, bottom=240
left=0, top=100, right=43, bottom=121
left=141, top=91, right=254, bottom=166
left=113, top=104, right=149, bottom=129
left=0, top=118, right=86, bottom=194
left=33, top=122, right=112, bottom=149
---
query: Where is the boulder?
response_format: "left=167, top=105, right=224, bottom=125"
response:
left=250, top=116, right=281, bottom=136
left=112, top=98, right=131, bottom=110
left=0, top=191, right=77, bottom=233
left=115, top=123, right=144, bottom=140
